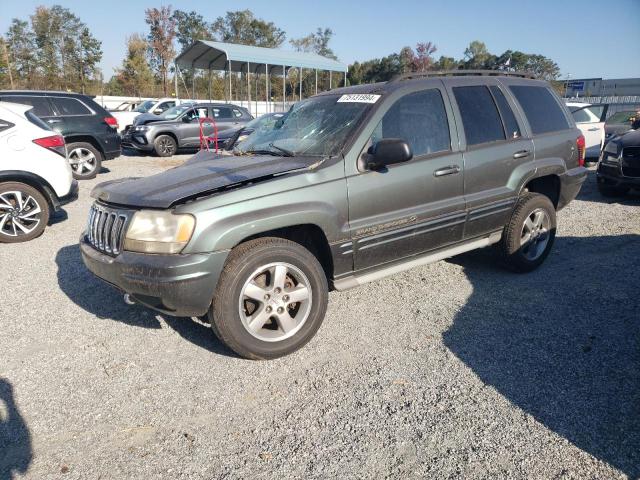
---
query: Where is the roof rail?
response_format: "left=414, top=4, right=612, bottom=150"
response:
left=389, top=69, right=537, bottom=83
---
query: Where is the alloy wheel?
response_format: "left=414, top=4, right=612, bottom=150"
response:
left=0, top=190, right=43, bottom=238
left=520, top=208, right=551, bottom=261
left=238, top=262, right=313, bottom=342
left=68, top=147, right=97, bottom=175
left=158, top=138, right=176, bottom=156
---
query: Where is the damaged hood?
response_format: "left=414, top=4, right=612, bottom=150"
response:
left=92, top=150, right=322, bottom=209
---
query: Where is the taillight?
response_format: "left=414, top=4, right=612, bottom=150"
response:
left=104, top=116, right=118, bottom=129
left=33, top=134, right=66, bottom=157
left=576, top=134, right=586, bottom=167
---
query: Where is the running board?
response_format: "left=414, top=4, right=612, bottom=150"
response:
left=333, top=231, right=502, bottom=291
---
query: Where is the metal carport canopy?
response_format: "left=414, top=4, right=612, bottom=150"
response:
left=174, top=40, right=348, bottom=73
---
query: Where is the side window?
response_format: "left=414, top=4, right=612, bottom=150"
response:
left=184, top=108, right=207, bottom=121
left=453, top=86, right=505, bottom=146
left=509, top=86, right=570, bottom=134
left=157, top=101, right=175, bottom=113
left=370, top=89, right=450, bottom=157
left=571, top=108, right=592, bottom=124
left=0, top=118, right=15, bottom=133
left=232, top=109, right=243, bottom=118
left=213, top=107, right=233, bottom=119
left=489, top=86, right=521, bottom=139
left=51, top=97, right=92, bottom=116
left=2, top=96, right=55, bottom=117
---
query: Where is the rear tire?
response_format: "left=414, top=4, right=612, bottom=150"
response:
left=500, top=193, right=556, bottom=273
left=153, top=135, right=177, bottom=157
left=210, top=237, right=329, bottom=360
left=67, top=142, right=102, bottom=180
left=0, top=182, right=50, bottom=243
left=597, top=182, right=629, bottom=198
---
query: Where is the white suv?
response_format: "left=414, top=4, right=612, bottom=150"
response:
left=111, top=98, right=192, bottom=133
left=0, top=102, right=78, bottom=243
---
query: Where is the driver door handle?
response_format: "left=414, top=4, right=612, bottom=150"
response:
left=433, top=165, right=461, bottom=177
left=513, top=150, right=530, bottom=159
left=587, top=127, right=599, bottom=131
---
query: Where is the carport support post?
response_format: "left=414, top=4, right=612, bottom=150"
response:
left=299, top=67, right=302, bottom=101
left=344, top=71, right=347, bottom=87
left=228, top=60, right=232, bottom=103
left=282, top=65, right=286, bottom=111
left=174, top=61, right=179, bottom=100
left=315, top=69, right=318, bottom=95
left=247, top=62, right=250, bottom=110
left=329, top=70, right=332, bottom=90
left=266, top=63, right=270, bottom=113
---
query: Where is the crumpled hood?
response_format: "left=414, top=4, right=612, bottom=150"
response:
left=615, top=128, right=640, bottom=147
left=133, top=113, right=174, bottom=126
left=91, top=150, right=321, bottom=209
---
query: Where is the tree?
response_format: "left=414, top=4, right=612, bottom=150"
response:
left=211, top=10, right=285, bottom=48
left=172, top=10, right=212, bottom=52
left=74, top=27, right=102, bottom=93
left=414, top=42, right=437, bottom=71
left=434, top=55, right=459, bottom=71
left=290, top=28, right=336, bottom=59
left=463, top=40, right=491, bottom=69
left=145, top=6, right=176, bottom=96
left=4, top=19, right=36, bottom=88
left=114, top=34, right=154, bottom=96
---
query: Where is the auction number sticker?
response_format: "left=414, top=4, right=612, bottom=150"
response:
left=337, top=94, right=381, bottom=103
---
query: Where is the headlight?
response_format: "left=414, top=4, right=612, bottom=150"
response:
left=237, top=134, right=249, bottom=143
left=124, top=210, right=195, bottom=254
left=133, top=125, right=149, bottom=132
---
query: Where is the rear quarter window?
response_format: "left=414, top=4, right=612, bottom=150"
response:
left=51, top=97, right=93, bottom=116
left=509, top=86, right=570, bottom=134
left=0, top=96, right=55, bottom=117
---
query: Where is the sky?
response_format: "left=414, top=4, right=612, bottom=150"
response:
left=1, top=0, right=639, bottom=80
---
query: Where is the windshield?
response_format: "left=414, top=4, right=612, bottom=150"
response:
left=606, top=111, right=635, bottom=125
left=159, top=104, right=197, bottom=120
left=134, top=100, right=155, bottom=113
left=236, top=95, right=374, bottom=157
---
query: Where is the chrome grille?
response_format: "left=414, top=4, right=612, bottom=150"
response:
left=621, top=147, right=640, bottom=178
left=86, top=203, right=130, bottom=255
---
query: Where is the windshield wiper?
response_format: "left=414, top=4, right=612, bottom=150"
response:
left=268, top=143, right=294, bottom=157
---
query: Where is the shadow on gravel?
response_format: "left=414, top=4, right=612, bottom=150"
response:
left=55, top=244, right=236, bottom=357
left=0, top=378, right=32, bottom=480
left=444, top=234, right=640, bottom=478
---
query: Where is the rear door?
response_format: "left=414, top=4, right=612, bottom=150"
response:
left=569, top=104, right=607, bottom=157
left=346, top=82, right=466, bottom=270
left=445, top=78, right=534, bottom=238
left=180, top=106, right=209, bottom=147
left=211, top=106, right=238, bottom=133
left=48, top=96, right=100, bottom=137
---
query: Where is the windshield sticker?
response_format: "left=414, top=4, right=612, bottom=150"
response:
left=337, top=94, right=381, bottom=104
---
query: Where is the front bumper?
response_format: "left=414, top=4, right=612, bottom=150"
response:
left=597, top=162, right=640, bottom=189
left=558, top=166, right=588, bottom=209
left=121, top=131, right=154, bottom=152
left=80, top=235, right=229, bottom=317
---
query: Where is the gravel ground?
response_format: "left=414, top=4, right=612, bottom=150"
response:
left=1, top=154, right=639, bottom=479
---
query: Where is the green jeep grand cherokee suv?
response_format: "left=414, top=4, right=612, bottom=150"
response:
left=81, top=71, right=587, bottom=359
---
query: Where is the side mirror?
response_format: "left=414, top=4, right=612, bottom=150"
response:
left=364, top=139, right=413, bottom=170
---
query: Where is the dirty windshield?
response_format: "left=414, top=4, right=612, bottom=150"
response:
left=235, top=94, right=376, bottom=157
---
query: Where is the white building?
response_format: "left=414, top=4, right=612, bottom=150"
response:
left=564, top=77, right=640, bottom=97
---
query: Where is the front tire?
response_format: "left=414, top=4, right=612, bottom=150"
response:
left=500, top=193, right=556, bottom=273
left=0, top=182, right=50, bottom=243
left=67, top=142, right=102, bottom=180
left=210, top=238, right=329, bottom=360
left=153, top=135, right=177, bottom=157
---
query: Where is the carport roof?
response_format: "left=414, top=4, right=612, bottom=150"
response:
left=175, top=40, right=348, bottom=73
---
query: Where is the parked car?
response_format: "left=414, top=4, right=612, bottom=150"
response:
left=121, top=103, right=252, bottom=156
left=0, top=102, right=77, bottom=243
left=566, top=102, right=608, bottom=160
left=111, top=98, right=189, bottom=134
left=597, top=128, right=640, bottom=197
left=604, top=110, right=637, bottom=142
left=81, top=71, right=587, bottom=359
left=109, top=100, right=144, bottom=112
left=0, top=90, right=121, bottom=180
left=223, top=112, right=287, bottom=150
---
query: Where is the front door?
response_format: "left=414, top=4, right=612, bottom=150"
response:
left=180, top=107, right=210, bottom=147
left=346, top=84, right=466, bottom=271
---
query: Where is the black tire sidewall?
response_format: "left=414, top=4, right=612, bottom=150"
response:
left=0, top=182, right=50, bottom=243
left=501, top=193, right=557, bottom=272
left=154, top=135, right=177, bottom=157
left=212, top=239, right=328, bottom=360
left=67, top=142, right=102, bottom=180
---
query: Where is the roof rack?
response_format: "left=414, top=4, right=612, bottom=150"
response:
left=389, top=70, right=537, bottom=83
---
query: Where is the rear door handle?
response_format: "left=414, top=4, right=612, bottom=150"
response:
left=513, top=150, right=530, bottom=159
left=587, top=127, right=599, bottom=131
left=47, top=119, right=61, bottom=124
left=433, top=165, right=461, bottom=177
